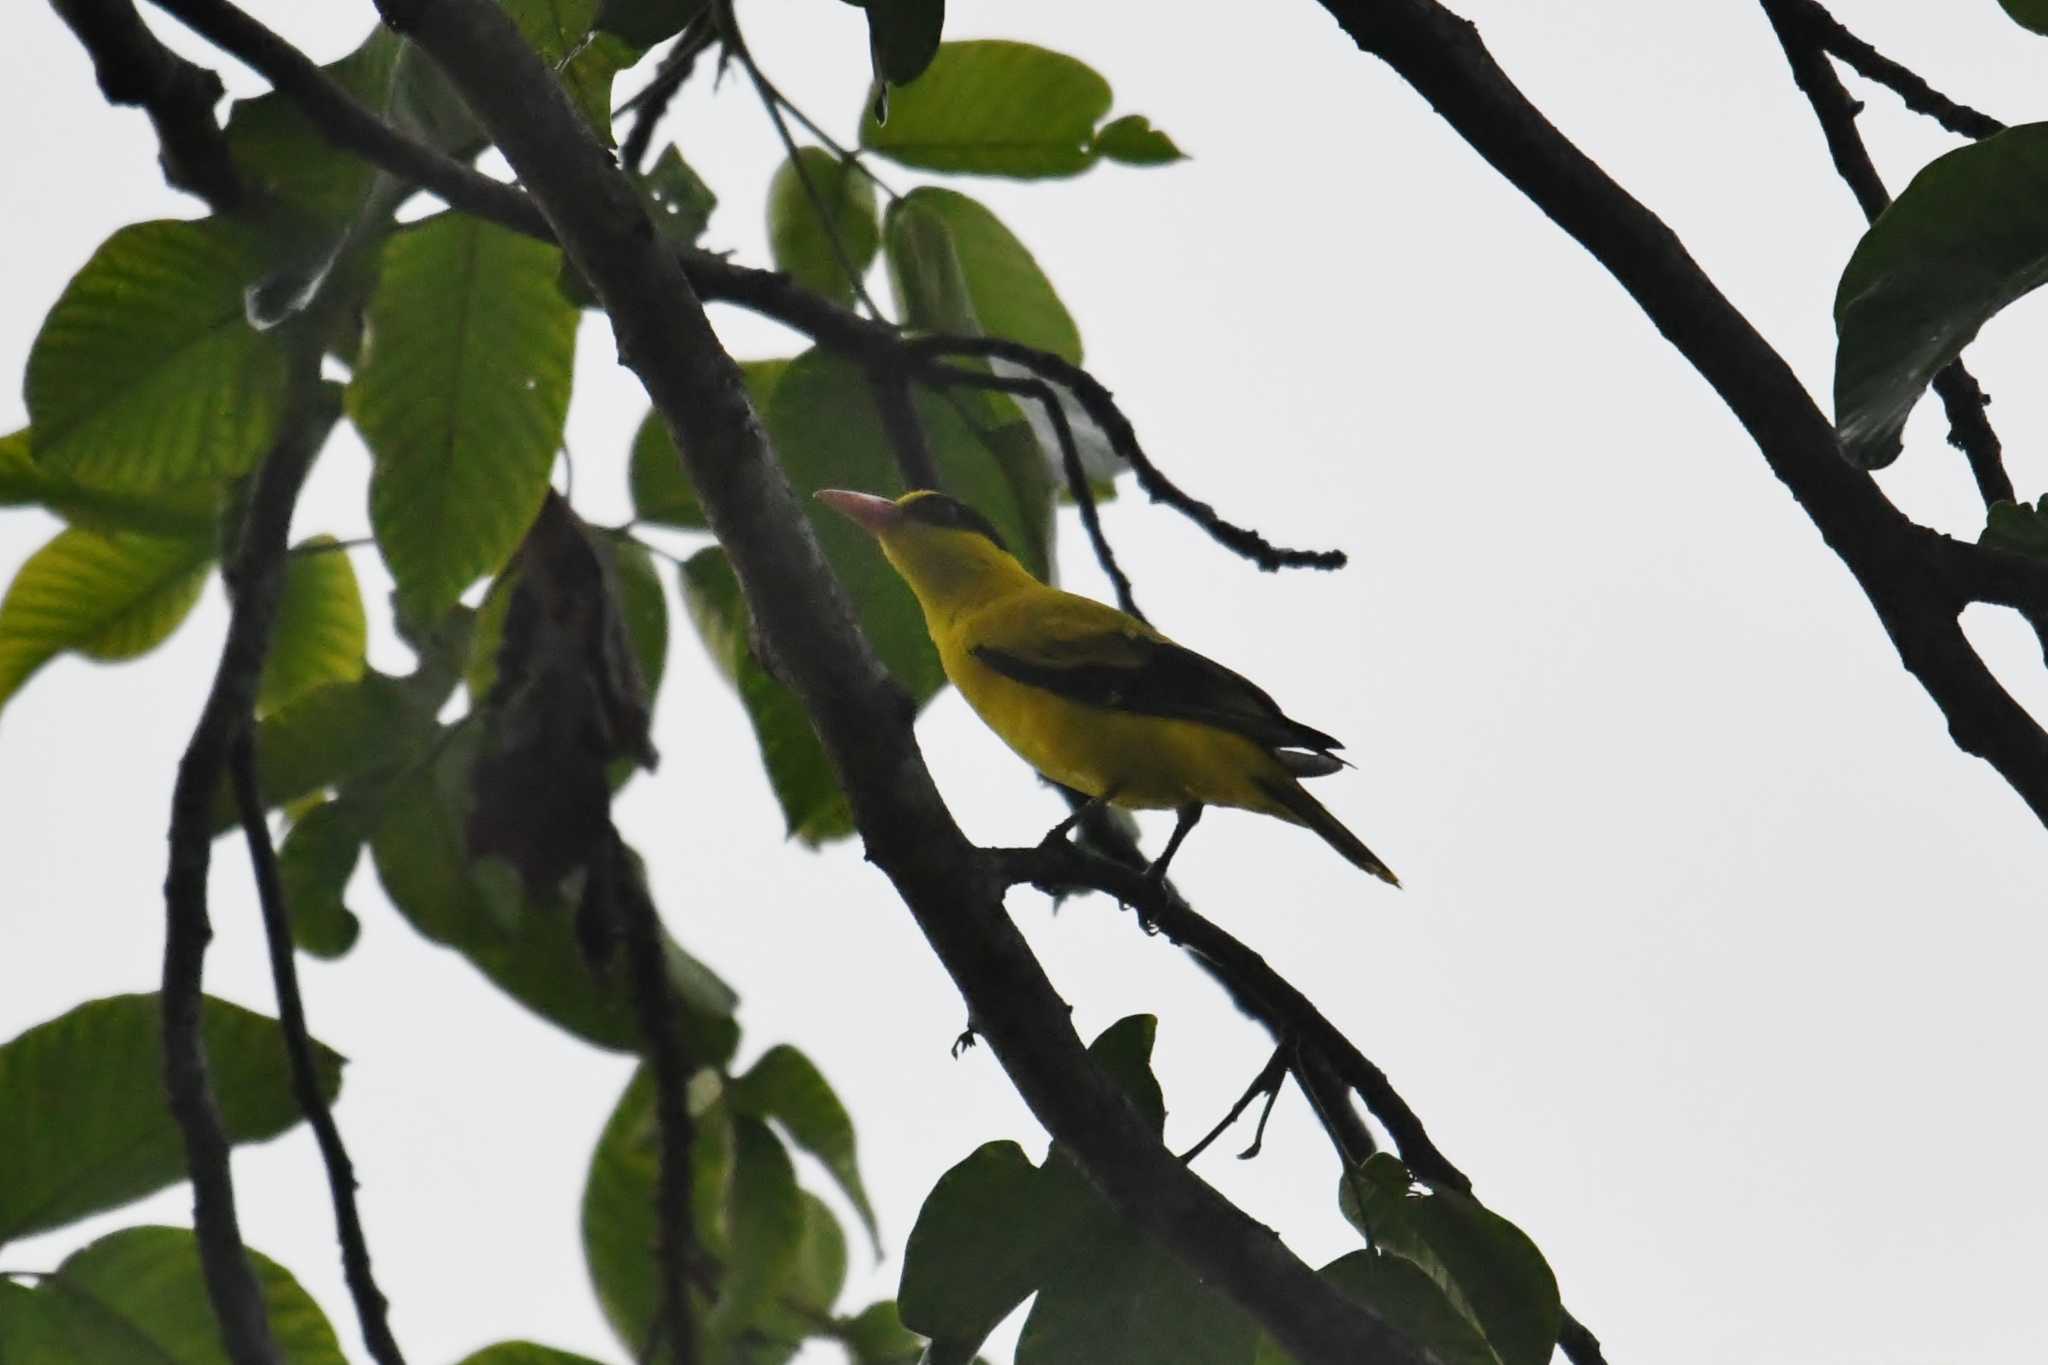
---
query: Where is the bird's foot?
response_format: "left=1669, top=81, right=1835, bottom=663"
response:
left=951, top=1023, right=980, bottom=1057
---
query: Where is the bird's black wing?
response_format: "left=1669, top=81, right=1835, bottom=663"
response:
left=972, top=631, right=1343, bottom=755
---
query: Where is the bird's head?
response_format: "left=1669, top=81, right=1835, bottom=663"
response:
left=816, top=488, right=1033, bottom=609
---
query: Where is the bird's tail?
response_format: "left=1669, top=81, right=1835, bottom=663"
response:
left=1255, top=775, right=1400, bottom=886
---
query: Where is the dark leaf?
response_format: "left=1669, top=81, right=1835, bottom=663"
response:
left=1092, top=113, right=1186, bottom=166
left=596, top=0, right=703, bottom=47
left=865, top=0, right=944, bottom=87
left=1339, top=1154, right=1562, bottom=1365
left=1834, top=123, right=2048, bottom=466
left=643, top=145, right=719, bottom=247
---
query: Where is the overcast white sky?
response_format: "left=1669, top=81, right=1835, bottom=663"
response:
left=6, top=3, right=2048, bottom=1363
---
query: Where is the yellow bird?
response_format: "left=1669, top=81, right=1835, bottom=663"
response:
left=816, top=488, right=1397, bottom=885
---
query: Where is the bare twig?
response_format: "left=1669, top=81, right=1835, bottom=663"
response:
left=1783, top=0, right=2007, bottom=139
left=870, top=368, right=941, bottom=491
left=923, top=360, right=1145, bottom=620
left=619, top=15, right=714, bottom=175
left=1179, top=1044, right=1289, bottom=1163
left=908, top=335, right=1349, bottom=574
left=231, top=735, right=407, bottom=1365
left=161, top=344, right=338, bottom=1365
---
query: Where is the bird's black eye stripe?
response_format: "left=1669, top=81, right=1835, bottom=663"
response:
left=902, top=492, right=1009, bottom=553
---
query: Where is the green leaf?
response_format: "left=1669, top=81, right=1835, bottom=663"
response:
left=350, top=214, right=578, bottom=621
left=1253, top=1252, right=1495, bottom=1365
left=277, top=798, right=367, bottom=958
left=595, top=0, right=702, bottom=47
left=369, top=729, right=737, bottom=1054
left=0, top=525, right=212, bottom=716
left=864, top=0, right=944, bottom=86
left=0, top=1226, right=343, bottom=1364
left=1081, top=1012, right=1163, bottom=1132
left=231, top=671, right=437, bottom=827
left=884, top=188, right=1082, bottom=362
left=1835, top=122, right=2048, bottom=466
left=748, top=1190, right=851, bottom=1360
left=26, top=219, right=288, bottom=488
left=628, top=410, right=704, bottom=529
left=1983, top=497, right=2048, bottom=557
left=1998, top=0, right=2048, bottom=34
left=642, top=145, right=719, bottom=246
left=628, top=359, right=788, bottom=531
left=765, top=346, right=1053, bottom=698
left=0, top=995, right=342, bottom=1246
left=679, top=546, right=855, bottom=845
left=453, top=1345, right=613, bottom=1365
left=703, top=1117, right=807, bottom=1353
left=840, top=1301, right=926, bottom=1365
left=898, top=1141, right=1068, bottom=1357
left=768, top=147, right=881, bottom=306
left=1339, top=1155, right=1562, bottom=1365
left=609, top=535, right=670, bottom=701
left=261, top=539, right=367, bottom=716
left=859, top=41, right=1111, bottom=178
left=1015, top=1218, right=1257, bottom=1365
left=733, top=1044, right=878, bottom=1249
left=500, top=0, right=642, bottom=145
left=1093, top=113, right=1186, bottom=166
left=0, top=428, right=219, bottom=538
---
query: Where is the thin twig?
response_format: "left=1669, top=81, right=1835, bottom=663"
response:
left=718, top=0, right=883, bottom=317
left=231, top=734, right=407, bottom=1365
left=870, top=368, right=941, bottom=490
left=1784, top=0, right=2006, bottom=139
left=922, top=360, right=1145, bottom=620
left=908, top=336, right=1349, bottom=574
left=619, top=15, right=714, bottom=175
left=1179, top=1044, right=1289, bottom=1163
left=161, top=343, right=338, bottom=1365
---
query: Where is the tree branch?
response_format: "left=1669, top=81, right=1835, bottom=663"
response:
left=1781, top=0, right=2007, bottom=139
left=1315, top=0, right=2048, bottom=826
left=162, top=347, right=338, bottom=1365
left=922, top=360, right=1145, bottom=620
left=1759, top=0, right=2013, bottom=508
left=361, top=2, right=1424, bottom=1360
left=50, top=0, right=244, bottom=211
left=230, top=735, right=407, bottom=1365
left=603, top=832, right=699, bottom=1365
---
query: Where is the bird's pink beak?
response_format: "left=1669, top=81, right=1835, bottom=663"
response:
left=814, top=489, right=901, bottom=535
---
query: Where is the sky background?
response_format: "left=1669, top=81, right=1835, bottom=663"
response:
left=5, top=3, right=2047, bottom=1363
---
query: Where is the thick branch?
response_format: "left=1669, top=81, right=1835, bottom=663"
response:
left=365, top=2, right=1423, bottom=1361
left=51, top=0, right=244, bottom=210
left=162, top=352, right=337, bottom=1365
left=1315, top=0, right=2048, bottom=825
left=231, top=737, right=406, bottom=1365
